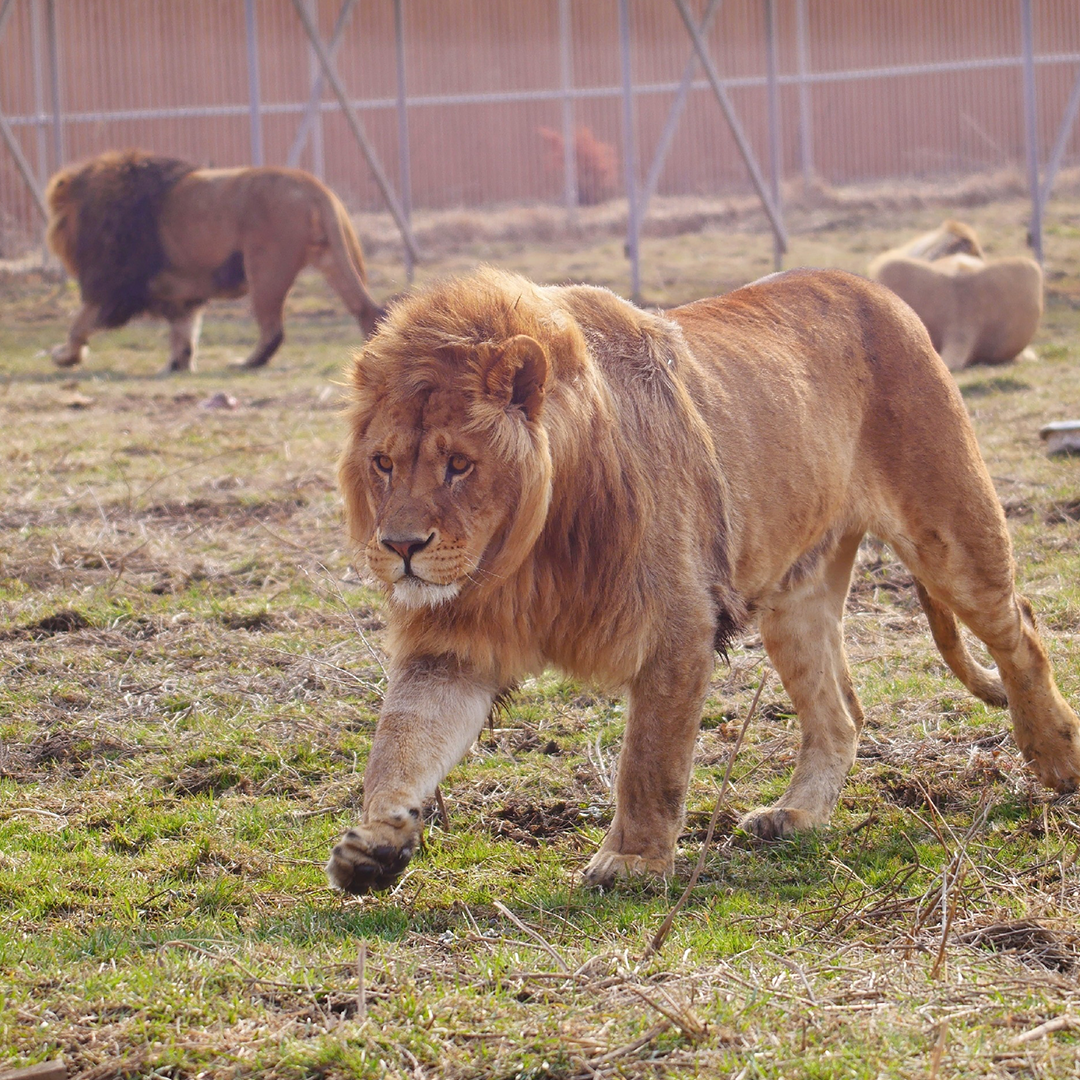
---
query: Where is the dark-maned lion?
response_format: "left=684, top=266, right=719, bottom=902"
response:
left=868, top=220, right=1042, bottom=370
left=329, top=267, right=1080, bottom=894
left=46, top=150, right=382, bottom=372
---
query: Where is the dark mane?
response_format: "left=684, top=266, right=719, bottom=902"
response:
left=66, top=151, right=196, bottom=328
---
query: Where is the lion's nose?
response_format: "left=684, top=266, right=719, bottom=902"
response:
left=382, top=533, right=434, bottom=563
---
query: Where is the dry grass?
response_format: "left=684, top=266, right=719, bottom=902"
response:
left=2, top=175, right=1080, bottom=1078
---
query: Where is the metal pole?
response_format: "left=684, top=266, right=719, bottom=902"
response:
left=765, top=0, right=782, bottom=271
left=795, top=0, right=813, bottom=181
left=288, top=0, right=356, bottom=171
left=45, top=0, right=63, bottom=170
left=641, top=0, right=722, bottom=219
left=394, top=0, right=414, bottom=281
left=31, top=0, right=48, bottom=187
left=305, top=0, right=326, bottom=178
left=0, top=0, right=16, bottom=41
left=1039, top=63, right=1080, bottom=210
left=244, top=0, right=264, bottom=166
left=618, top=0, right=641, bottom=303
left=558, top=0, right=578, bottom=221
left=672, top=0, right=787, bottom=252
left=290, top=0, right=421, bottom=263
left=1020, top=0, right=1042, bottom=262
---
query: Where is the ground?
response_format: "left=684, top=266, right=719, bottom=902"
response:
left=2, top=177, right=1080, bottom=1079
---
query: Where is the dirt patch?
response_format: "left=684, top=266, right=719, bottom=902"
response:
left=26, top=608, right=91, bottom=636
left=218, top=610, right=276, bottom=632
left=141, top=496, right=308, bottom=525
left=490, top=799, right=584, bottom=846
left=1046, top=499, right=1080, bottom=524
left=957, top=920, right=1077, bottom=973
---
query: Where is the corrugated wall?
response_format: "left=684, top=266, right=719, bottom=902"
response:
left=1, top=0, right=1079, bottom=254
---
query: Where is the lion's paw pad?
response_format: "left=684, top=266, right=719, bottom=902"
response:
left=326, top=825, right=416, bottom=895
left=582, top=850, right=672, bottom=888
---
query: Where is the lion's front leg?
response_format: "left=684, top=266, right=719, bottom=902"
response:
left=327, top=655, right=496, bottom=895
left=583, top=639, right=714, bottom=888
left=52, top=301, right=101, bottom=368
left=165, top=304, right=204, bottom=373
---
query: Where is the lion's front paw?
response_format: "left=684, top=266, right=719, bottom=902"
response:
left=582, top=849, right=674, bottom=888
left=52, top=343, right=87, bottom=368
left=326, top=815, right=420, bottom=895
left=737, top=806, right=820, bottom=842
left=1022, top=737, right=1080, bottom=795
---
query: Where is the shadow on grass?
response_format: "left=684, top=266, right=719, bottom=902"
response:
left=960, top=374, right=1032, bottom=399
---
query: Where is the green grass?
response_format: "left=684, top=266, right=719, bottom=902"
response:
left=3, top=186, right=1080, bottom=1078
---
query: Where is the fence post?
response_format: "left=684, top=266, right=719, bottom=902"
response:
left=305, top=0, right=325, bottom=178
left=1020, top=0, right=1042, bottom=262
left=244, top=0, right=264, bottom=166
left=795, top=0, right=814, bottom=181
left=394, top=0, right=414, bottom=281
left=31, top=0, right=48, bottom=185
left=765, top=0, right=782, bottom=271
left=45, top=0, right=63, bottom=170
left=558, top=0, right=578, bottom=222
left=618, top=0, right=641, bottom=303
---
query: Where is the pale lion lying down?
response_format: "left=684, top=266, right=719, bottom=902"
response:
left=329, top=266, right=1080, bottom=894
left=867, top=220, right=1043, bottom=371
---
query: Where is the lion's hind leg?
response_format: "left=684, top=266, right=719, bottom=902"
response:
left=909, top=570, right=1080, bottom=794
left=914, top=581, right=1007, bottom=707
left=739, top=532, right=865, bottom=842
left=884, top=480, right=1080, bottom=793
left=239, top=242, right=305, bottom=368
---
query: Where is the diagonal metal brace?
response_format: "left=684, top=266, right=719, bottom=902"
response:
left=641, top=0, right=723, bottom=219
left=287, top=0, right=355, bottom=169
left=672, top=0, right=787, bottom=252
left=1039, top=61, right=1080, bottom=210
left=290, top=0, right=420, bottom=264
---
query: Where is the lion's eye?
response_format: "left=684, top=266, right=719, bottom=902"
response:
left=446, top=453, right=472, bottom=480
left=373, top=453, right=393, bottom=474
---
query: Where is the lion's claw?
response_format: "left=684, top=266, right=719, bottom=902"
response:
left=326, top=824, right=417, bottom=895
left=738, top=806, right=819, bottom=841
left=582, top=849, right=673, bottom=888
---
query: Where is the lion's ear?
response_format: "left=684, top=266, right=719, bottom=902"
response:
left=485, top=334, right=548, bottom=421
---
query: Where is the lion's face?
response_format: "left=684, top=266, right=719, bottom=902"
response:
left=342, top=333, right=553, bottom=611
left=361, top=390, right=508, bottom=608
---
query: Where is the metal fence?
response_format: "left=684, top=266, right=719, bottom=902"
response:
left=2, top=0, right=1079, bottom=286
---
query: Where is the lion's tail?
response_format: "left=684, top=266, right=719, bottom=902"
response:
left=915, top=580, right=1009, bottom=707
left=317, top=187, right=384, bottom=338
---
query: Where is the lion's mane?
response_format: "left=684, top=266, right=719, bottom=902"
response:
left=46, top=150, right=196, bottom=328
left=341, top=269, right=741, bottom=686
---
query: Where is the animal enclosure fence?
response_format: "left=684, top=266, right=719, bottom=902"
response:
left=1, top=0, right=1079, bottom=286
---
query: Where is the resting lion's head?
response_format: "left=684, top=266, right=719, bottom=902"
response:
left=338, top=271, right=590, bottom=613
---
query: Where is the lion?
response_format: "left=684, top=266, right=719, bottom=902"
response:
left=46, top=149, right=382, bottom=372
left=328, top=266, right=1080, bottom=895
left=867, top=220, right=1042, bottom=370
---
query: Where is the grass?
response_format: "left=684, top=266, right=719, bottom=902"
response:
left=2, top=182, right=1080, bottom=1078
